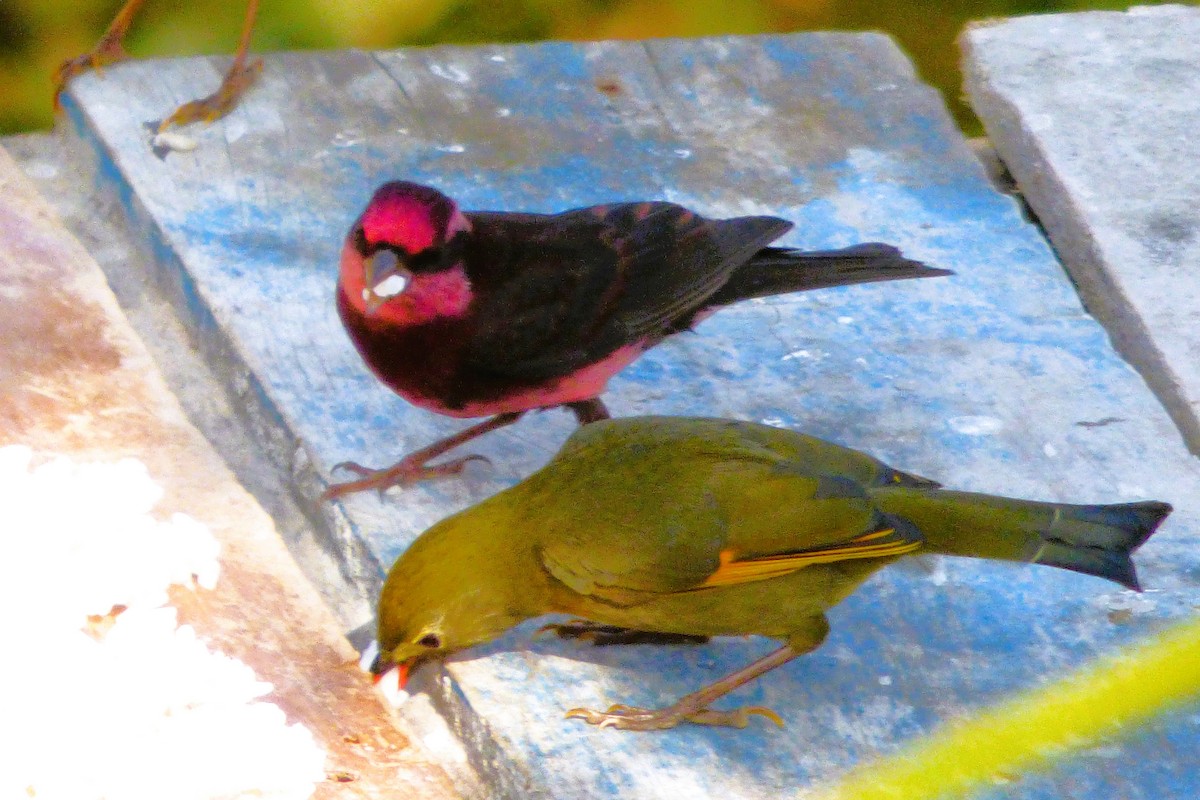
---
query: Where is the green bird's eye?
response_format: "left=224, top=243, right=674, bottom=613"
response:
left=417, top=632, right=442, bottom=649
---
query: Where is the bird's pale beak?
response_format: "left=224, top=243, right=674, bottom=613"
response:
left=362, top=250, right=410, bottom=316
left=361, top=287, right=388, bottom=315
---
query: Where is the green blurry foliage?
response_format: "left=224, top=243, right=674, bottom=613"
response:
left=0, top=0, right=1179, bottom=135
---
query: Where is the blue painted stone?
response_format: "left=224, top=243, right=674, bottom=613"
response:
left=60, top=33, right=1199, bottom=799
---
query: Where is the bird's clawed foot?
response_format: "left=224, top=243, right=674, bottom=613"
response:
left=322, top=453, right=490, bottom=500
left=565, top=702, right=784, bottom=731
left=537, top=620, right=710, bottom=647
left=53, top=32, right=130, bottom=107
left=156, top=56, right=263, bottom=132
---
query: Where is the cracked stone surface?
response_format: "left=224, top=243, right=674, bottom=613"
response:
left=963, top=4, right=1200, bottom=455
left=24, top=30, right=1200, bottom=798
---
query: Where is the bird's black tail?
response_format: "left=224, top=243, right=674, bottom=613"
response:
left=710, top=243, right=951, bottom=304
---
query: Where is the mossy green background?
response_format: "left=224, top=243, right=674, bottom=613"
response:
left=0, top=0, right=1178, bottom=136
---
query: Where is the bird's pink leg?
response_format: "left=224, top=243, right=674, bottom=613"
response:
left=565, top=398, right=610, bottom=425
left=565, top=616, right=829, bottom=731
left=322, top=412, right=524, bottom=500
left=54, top=0, right=262, bottom=129
left=566, top=645, right=798, bottom=731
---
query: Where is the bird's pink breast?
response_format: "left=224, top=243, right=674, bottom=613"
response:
left=404, top=341, right=649, bottom=418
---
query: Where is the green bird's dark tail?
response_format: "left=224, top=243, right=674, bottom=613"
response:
left=710, top=243, right=952, bottom=304
left=871, top=488, right=1172, bottom=591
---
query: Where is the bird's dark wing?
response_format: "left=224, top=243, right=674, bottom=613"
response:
left=461, top=203, right=791, bottom=381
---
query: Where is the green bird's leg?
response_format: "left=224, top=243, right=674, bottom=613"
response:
left=566, top=616, right=829, bottom=731
left=537, top=620, right=709, bottom=646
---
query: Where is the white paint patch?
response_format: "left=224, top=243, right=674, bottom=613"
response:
left=373, top=273, right=409, bottom=298
left=224, top=117, right=248, bottom=144
left=332, top=130, right=362, bottom=148
left=760, top=417, right=787, bottom=428
left=926, top=558, right=949, bottom=587
left=1027, top=112, right=1055, bottom=134
left=949, top=415, right=1004, bottom=435
left=151, top=131, right=198, bottom=153
left=430, top=63, right=471, bottom=83
left=782, top=349, right=814, bottom=361
left=878, top=675, right=893, bottom=686
left=0, top=284, right=23, bottom=300
left=24, top=161, right=59, bottom=179
left=837, top=316, right=855, bottom=324
left=436, top=143, right=466, bottom=153
left=496, top=107, right=512, bottom=117
left=1043, top=442, right=1058, bottom=457
left=489, top=54, right=507, bottom=62
left=674, top=148, right=692, bottom=158
left=1094, top=591, right=1157, bottom=616
left=0, top=447, right=325, bottom=800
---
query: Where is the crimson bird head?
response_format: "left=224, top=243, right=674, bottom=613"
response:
left=339, top=181, right=474, bottom=322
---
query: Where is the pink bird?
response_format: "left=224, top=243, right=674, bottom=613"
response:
left=325, top=181, right=949, bottom=499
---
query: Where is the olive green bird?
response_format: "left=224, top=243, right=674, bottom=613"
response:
left=371, top=417, right=1171, bottom=731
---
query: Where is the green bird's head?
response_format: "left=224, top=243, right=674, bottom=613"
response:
left=369, top=506, right=536, bottom=691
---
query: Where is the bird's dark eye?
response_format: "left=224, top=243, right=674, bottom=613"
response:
left=417, top=632, right=442, bottom=649
left=352, top=225, right=369, bottom=254
left=407, top=247, right=443, bottom=273
left=407, top=231, right=467, bottom=274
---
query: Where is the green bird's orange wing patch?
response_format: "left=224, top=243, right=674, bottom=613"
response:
left=698, top=526, right=921, bottom=589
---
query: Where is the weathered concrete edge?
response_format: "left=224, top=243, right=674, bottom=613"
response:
left=959, top=26, right=1200, bottom=456
left=0, top=137, right=474, bottom=800
left=52, top=91, right=386, bottom=625
left=12, top=110, right=540, bottom=795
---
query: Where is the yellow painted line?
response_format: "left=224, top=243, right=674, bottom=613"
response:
left=811, top=615, right=1200, bottom=800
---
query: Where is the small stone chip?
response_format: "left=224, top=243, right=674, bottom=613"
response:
left=151, top=131, right=199, bottom=154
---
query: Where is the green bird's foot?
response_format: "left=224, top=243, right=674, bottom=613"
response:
left=565, top=702, right=784, bottom=731
left=537, top=620, right=710, bottom=646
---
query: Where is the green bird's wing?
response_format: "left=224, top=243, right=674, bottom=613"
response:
left=530, top=417, right=925, bottom=606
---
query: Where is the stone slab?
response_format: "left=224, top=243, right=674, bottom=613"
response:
left=0, top=142, right=463, bottom=799
left=48, top=33, right=1200, bottom=798
left=961, top=4, right=1200, bottom=454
